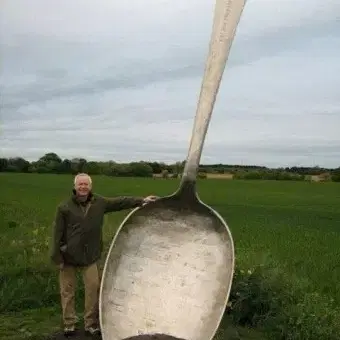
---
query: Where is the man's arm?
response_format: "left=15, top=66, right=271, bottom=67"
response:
left=50, top=205, right=65, bottom=265
left=103, top=196, right=144, bottom=213
left=103, top=195, right=159, bottom=213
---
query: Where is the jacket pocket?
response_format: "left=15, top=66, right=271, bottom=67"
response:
left=62, top=223, right=85, bottom=263
left=67, top=223, right=82, bottom=240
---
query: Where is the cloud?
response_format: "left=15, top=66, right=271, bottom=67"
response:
left=1, top=0, right=340, bottom=167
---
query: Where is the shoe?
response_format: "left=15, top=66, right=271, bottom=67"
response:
left=63, top=325, right=76, bottom=336
left=85, top=326, right=101, bottom=335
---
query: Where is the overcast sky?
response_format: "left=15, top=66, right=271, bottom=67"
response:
left=1, top=0, right=340, bottom=167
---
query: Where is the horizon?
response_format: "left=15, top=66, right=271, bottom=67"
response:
left=1, top=0, right=340, bottom=168
left=2, top=152, right=338, bottom=170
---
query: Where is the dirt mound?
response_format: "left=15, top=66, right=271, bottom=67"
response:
left=123, top=335, right=186, bottom=340
left=46, top=328, right=101, bottom=340
left=46, top=331, right=186, bottom=340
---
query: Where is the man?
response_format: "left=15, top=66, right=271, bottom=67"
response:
left=50, top=173, right=158, bottom=337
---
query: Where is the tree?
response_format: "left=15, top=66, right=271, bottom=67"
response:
left=35, top=153, right=62, bottom=173
left=147, top=162, right=164, bottom=174
left=70, top=158, right=87, bottom=174
left=331, top=168, right=340, bottom=182
left=38, top=152, right=62, bottom=164
left=84, top=161, right=101, bottom=175
left=7, top=157, right=30, bottom=172
left=129, top=162, right=153, bottom=177
left=59, top=159, right=72, bottom=174
left=0, top=158, right=8, bottom=172
left=0, top=152, right=337, bottom=182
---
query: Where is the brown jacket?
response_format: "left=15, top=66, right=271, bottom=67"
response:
left=50, top=191, right=144, bottom=267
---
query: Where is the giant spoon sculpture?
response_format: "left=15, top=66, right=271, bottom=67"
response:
left=99, top=1, right=247, bottom=340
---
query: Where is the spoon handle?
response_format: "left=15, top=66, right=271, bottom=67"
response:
left=180, top=0, right=246, bottom=189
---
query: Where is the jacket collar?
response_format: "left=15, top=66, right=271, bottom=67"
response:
left=71, top=189, right=94, bottom=204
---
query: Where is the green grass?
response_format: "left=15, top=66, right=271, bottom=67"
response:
left=1, top=173, right=340, bottom=339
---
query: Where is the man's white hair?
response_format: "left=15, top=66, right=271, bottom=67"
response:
left=74, top=173, right=92, bottom=185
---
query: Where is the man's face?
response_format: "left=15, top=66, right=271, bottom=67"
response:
left=74, top=176, right=92, bottom=196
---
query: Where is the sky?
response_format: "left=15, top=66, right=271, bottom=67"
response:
left=1, top=0, right=340, bottom=168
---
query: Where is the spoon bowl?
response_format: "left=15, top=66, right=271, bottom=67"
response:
left=100, top=1, right=247, bottom=340
left=100, top=185, right=234, bottom=340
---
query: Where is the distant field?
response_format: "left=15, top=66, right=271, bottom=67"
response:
left=206, top=173, right=234, bottom=179
left=1, top=173, right=340, bottom=339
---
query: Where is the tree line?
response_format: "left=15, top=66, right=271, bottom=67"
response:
left=0, top=152, right=339, bottom=181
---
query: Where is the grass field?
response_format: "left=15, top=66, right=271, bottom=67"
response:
left=1, top=173, right=340, bottom=339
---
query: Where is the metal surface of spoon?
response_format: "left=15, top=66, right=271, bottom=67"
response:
left=99, top=1, right=247, bottom=340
